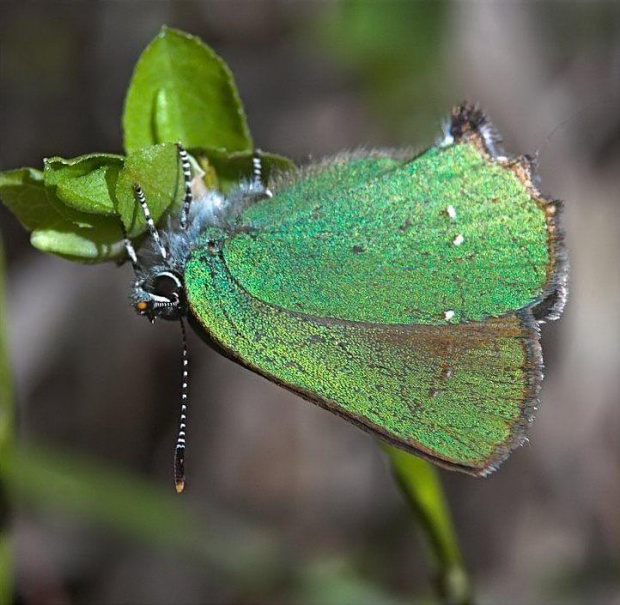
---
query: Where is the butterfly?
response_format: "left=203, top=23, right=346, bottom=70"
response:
left=125, top=103, right=567, bottom=492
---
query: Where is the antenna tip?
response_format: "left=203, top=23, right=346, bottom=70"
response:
left=174, top=445, right=186, bottom=494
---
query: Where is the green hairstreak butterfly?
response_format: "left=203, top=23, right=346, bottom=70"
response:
left=127, top=103, right=567, bottom=492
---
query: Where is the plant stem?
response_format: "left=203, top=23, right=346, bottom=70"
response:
left=0, top=236, right=15, bottom=603
left=383, top=445, right=473, bottom=605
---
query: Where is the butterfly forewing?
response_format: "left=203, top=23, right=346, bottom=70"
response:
left=223, top=140, right=559, bottom=325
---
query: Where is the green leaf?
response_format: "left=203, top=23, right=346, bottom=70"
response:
left=123, top=27, right=252, bottom=154
left=30, top=219, right=125, bottom=263
left=43, top=154, right=124, bottom=217
left=383, top=445, right=473, bottom=605
left=1, top=164, right=125, bottom=262
left=116, top=142, right=184, bottom=237
left=0, top=168, right=62, bottom=230
left=40, top=145, right=185, bottom=256
left=194, top=148, right=295, bottom=192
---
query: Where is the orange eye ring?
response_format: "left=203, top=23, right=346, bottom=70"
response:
left=136, top=301, right=148, bottom=311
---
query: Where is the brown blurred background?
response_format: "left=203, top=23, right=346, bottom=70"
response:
left=1, top=1, right=619, bottom=604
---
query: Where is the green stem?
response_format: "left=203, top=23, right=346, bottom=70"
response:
left=383, top=445, right=473, bottom=605
left=0, top=236, right=15, bottom=603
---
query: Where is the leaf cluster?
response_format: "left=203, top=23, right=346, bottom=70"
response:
left=0, top=27, right=292, bottom=262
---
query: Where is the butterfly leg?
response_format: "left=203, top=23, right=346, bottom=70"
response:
left=176, top=142, right=193, bottom=230
left=252, top=150, right=273, bottom=198
left=120, top=221, right=141, bottom=274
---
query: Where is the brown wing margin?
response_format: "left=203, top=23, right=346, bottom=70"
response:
left=450, top=102, right=568, bottom=323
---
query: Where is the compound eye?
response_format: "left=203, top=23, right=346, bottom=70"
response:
left=135, top=301, right=149, bottom=313
left=153, top=273, right=181, bottom=300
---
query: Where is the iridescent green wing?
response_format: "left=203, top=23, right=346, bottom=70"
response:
left=185, top=246, right=541, bottom=475
left=222, top=114, right=565, bottom=325
left=185, top=107, right=565, bottom=474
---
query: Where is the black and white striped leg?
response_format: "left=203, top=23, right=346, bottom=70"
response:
left=174, top=317, right=190, bottom=493
left=121, top=223, right=140, bottom=274
left=252, top=150, right=273, bottom=198
left=177, top=143, right=193, bottom=230
left=133, top=183, right=167, bottom=260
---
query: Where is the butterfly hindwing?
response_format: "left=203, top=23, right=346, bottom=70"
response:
left=186, top=246, right=541, bottom=475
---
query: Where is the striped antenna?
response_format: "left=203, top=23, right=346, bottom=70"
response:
left=133, top=183, right=167, bottom=260
left=177, top=143, right=193, bottom=230
left=252, top=150, right=273, bottom=198
left=174, top=317, right=190, bottom=493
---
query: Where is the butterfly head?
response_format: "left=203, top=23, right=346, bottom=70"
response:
left=120, top=144, right=272, bottom=493
left=131, top=268, right=187, bottom=323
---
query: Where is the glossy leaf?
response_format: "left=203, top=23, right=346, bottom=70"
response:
left=123, top=27, right=252, bottom=153
left=44, top=159, right=112, bottom=229
left=30, top=220, right=125, bottom=263
left=0, top=168, right=61, bottom=230
left=43, top=153, right=124, bottom=216
left=0, top=168, right=124, bottom=261
left=115, top=142, right=184, bottom=237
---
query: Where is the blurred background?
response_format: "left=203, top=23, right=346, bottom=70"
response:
left=1, top=1, right=619, bottom=604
